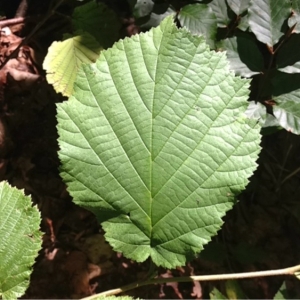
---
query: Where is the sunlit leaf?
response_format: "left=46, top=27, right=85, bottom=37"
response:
left=0, top=182, right=42, bottom=300
left=43, top=32, right=102, bottom=97
left=57, top=16, right=261, bottom=268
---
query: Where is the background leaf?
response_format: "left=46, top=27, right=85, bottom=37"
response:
left=43, top=32, right=102, bottom=97
left=178, top=3, right=217, bottom=48
left=273, top=90, right=300, bottom=134
left=72, top=0, right=121, bottom=49
left=277, top=33, right=300, bottom=73
left=0, top=182, right=42, bottom=300
left=248, top=0, right=290, bottom=47
left=227, top=0, right=250, bottom=15
left=289, top=0, right=300, bottom=33
left=57, top=16, right=261, bottom=269
left=208, top=0, right=234, bottom=28
left=219, top=33, right=264, bottom=77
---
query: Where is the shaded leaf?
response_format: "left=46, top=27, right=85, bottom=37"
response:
left=208, top=0, right=234, bottom=27
left=210, top=287, right=227, bottom=299
left=57, top=16, right=261, bottom=268
left=178, top=3, right=217, bottom=48
left=289, top=0, right=300, bottom=33
left=248, top=0, right=290, bottom=47
left=43, top=32, right=101, bottom=97
left=72, top=1, right=120, bottom=49
left=271, top=71, right=300, bottom=95
left=219, top=33, right=264, bottom=77
left=227, top=0, right=250, bottom=15
left=238, top=13, right=250, bottom=31
left=225, top=280, right=247, bottom=299
left=138, top=7, right=175, bottom=30
left=277, top=33, right=300, bottom=73
left=273, top=90, right=300, bottom=134
left=0, top=182, right=42, bottom=300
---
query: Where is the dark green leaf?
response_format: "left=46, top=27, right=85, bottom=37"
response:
left=277, top=33, right=300, bottom=73
left=72, top=1, right=120, bottom=49
left=272, top=72, right=300, bottom=95
left=178, top=3, right=217, bottom=48
left=248, top=0, right=291, bottom=47
left=219, top=33, right=264, bottom=77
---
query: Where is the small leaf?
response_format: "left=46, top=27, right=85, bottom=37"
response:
left=225, top=280, right=247, bottom=299
left=178, top=3, right=217, bottom=48
left=237, top=13, right=249, bottom=31
left=208, top=0, right=234, bottom=28
left=72, top=1, right=120, bottom=49
left=277, top=33, right=300, bottom=73
left=43, top=32, right=102, bottom=97
left=57, top=16, right=261, bottom=269
left=244, top=101, right=267, bottom=125
left=273, top=90, right=300, bottom=134
left=289, top=0, right=300, bottom=33
left=227, top=0, right=250, bottom=15
left=274, top=282, right=289, bottom=299
left=210, top=287, right=227, bottom=299
left=133, top=0, right=154, bottom=18
left=0, top=182, right=42, bottom=300
left=248, top=0, right=291, bottom=47
left=219, top=33, right=264, bottom=77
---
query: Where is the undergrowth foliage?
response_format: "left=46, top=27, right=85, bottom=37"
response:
left=2, top=0, right=300, bottom=299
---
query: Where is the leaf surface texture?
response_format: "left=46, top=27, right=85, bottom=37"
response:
left=57, top=17, right=261, bottom=268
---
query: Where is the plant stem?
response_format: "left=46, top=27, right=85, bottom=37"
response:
left=82, top=264, right=300, bottom=299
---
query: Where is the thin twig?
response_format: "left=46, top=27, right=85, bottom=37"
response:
left=81, top=264, right=300, bottom=299
left=0, top=17, right=25, bottom=27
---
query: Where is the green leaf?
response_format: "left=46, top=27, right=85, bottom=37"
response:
left=274, top=282, right=289, bottom=299
left=178, top=3, right=217, bottom=49
left=208, top=0, right=234, bottom=28
left=43, top=32, right=102, bottom=97
left=0, top=182, right=42, bottom=300
left=210, top=287, right=227, bottom=299
left=289, top=0, right=300, bottom=33
left=277, top=33, right=300, bottom=73
left=227, top=0, right=250, bottom=15
left=225, top=280, right=247, bottom=299
left=219, top=33, right=264, bottom=77
left=248, top=0, right=291, bottom=47
left=57, top=16, right=261, bottom=269
left=273, top=90, right=300, bottom=134
left=72, top=1, right=120, bottom=49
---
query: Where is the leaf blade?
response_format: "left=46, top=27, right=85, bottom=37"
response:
left=57, top=16, right=261, bottom=268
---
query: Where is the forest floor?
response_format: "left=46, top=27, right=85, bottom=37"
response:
left=1, top=0, right=300, bottom=299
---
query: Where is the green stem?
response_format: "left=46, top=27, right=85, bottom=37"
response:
left=82, top=264, right=300, bottom=299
